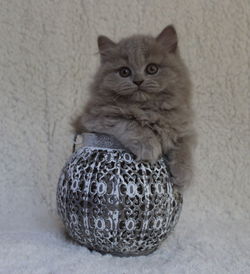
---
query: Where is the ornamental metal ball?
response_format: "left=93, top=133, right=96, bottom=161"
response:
left=57, top=133, right=183, bottom=256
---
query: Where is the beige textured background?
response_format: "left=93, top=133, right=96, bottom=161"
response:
left=0, top=0, right=249, bottom=273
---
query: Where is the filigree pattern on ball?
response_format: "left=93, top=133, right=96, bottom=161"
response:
left=57, top=135, right=182, bottom=256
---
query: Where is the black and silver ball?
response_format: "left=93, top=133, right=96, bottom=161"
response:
left=57, top=133, right=182, bottom=256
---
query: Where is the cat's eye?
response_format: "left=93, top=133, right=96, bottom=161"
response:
left=145, top=63, right=159, bottom=75
left=119, top=67, right=131, bottom=77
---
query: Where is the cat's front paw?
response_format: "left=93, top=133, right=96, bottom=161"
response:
left=128, top=140, right=162, bottom=163
left=169, top=162, right=192, bottom=187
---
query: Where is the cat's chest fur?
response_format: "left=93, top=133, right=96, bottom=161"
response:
left=114, top=101, right=170, bottom=134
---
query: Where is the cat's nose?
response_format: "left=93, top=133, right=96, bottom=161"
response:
left=133, top=80, right=144, bottom=86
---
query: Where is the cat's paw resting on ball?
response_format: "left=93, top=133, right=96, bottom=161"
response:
left=127, top=138, right=162, bottom=163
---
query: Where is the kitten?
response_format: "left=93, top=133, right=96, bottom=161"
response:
left=73, top=25, right=196, bottom=188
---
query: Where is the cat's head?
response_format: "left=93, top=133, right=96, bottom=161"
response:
left=92, top=25, right=191, bottom=106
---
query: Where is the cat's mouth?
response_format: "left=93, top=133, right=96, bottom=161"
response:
left=135, top=85, right=160, bottom=94
left=135, top=85, right=152, bottom=93
left=132, top=90, right=149, bottom=102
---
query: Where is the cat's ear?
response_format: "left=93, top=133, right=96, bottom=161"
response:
left=156, top=25, right=178, bottom=53
left=97, top=35, right=116, bottom=59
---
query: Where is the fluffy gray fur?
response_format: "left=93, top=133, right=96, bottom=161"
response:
left=73, top=25, right=196, bottom=188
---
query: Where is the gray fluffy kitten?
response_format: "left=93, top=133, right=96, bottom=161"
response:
left=73, top=25, right=196, bottom=188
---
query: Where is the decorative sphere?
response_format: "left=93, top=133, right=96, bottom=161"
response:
left=57, top=133, right=182, bottom=256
